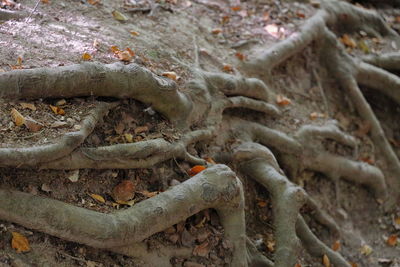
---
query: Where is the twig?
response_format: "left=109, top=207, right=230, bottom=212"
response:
left=313, top=68, right=330, bottom=116
left=25, top=0, right=41, bottom=22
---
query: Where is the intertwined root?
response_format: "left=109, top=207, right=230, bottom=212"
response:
left=0, top=0, right=399, bottom=266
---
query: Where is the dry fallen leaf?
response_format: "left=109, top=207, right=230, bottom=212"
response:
left=310, top=112, right=325, bottom=120
left=188, top=165, right=207, bottom=176
left=162, top=71, right=178, bottom=81
left=130, top=31, right=140, bottom=36
left=231, top=6, right=241, bottom=11
left=117, top=51, right=133, bottom=62
left=10, top=108, right=25, bottom=126
left=222, top=63, right=233, bottom=72
left=20, top=102, right=36, bottom=111
left=349, top=262, right=358, bottom=267
left=211, top=28, right=222, bottom=34
left=11, top=232, right=30, bottom=253
left=138, top=190, right=158, bottom=198
left=257, top=201, right=267, bottom=207
left=87, top=0, right=100, bottom=5
left=112, top=180, right=135, bottom=203
left=112, top=10, right=128, bottom=21
left=265, top=240, right=275, bottom=252
left=235, top=52, right=246, bottom=61
left=90, top=194, right=106, bottom=203
left=134, top=125, right=148, bottom=134
left=332, top=240, right=341, bottom=251
left=49, top=105, right=65, bottom=115
left=51, top=121, right=68, bottom=128
left=204, top=157, right=216, bottom=164
left=340, top=34, right=357, bottom=48
left=360, top=244, right=373, bottom=256
left=386, top=234, right=398, bottom=246
left=24, top=117, right=43, bottom=132
left=82, top=52, right=92, bottom=61
left=322, top=254, right=330, bottom=267
left=124, top=133, right=133, bottom=143
left=294, top=263, right=302, bottom=267
left=67, top=170, right=80, bottom=182
left=193, top=241, right=210, bottom=257
left=221, top=15, right=230, bottom=24
left=276, top=95, right=291, bottom=106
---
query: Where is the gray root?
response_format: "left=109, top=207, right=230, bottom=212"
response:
left=356, top=62, right=400, bottom=105
left=361, top=52, right=400, bottom=71
left=296, top=216, right=351, bottom=267
left=0, top=164, right=247, bottom=266
left=0, top=102, right=116, bottom=167
left=38, top=128, right=214, bottom=169
left=234, top=142, right=306, bottom=267
left=0, top=9, right=26, bottom=21
left=0, top=62, right=192, bottom=125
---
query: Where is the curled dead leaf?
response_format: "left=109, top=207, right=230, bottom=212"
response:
left=11, top=232, right=30, bottom=253
left=276, top=95, right=291, bottom=106
left=340, top=34, right=357, bottom=48
left=130, top=31, right=140, bottom=36
left=193, top=241, right=210, bottom=257
left=24, top=117, right=44, bottom=132
left=386, top=234, right=398, bottom=246
left=112, top=180, right=135, bottom=203
left=162, top=71, right=178, bottom=81
left=112, top=10, right=128, bottom=21
left=10, top=108, right=25, bottom=126
left=211, top=28, right=222, bottom=34
left=235, top=52, right=246, bottom=61
left=50, top=105, right=65, bottom=115
left=20, top=102, right=36, bottom=111
left=360, top=244, right=373, bottom=256
left=310, top=112, right=325, bottom=120
left=222, top=63, right=233, bottom=72
left=322, top=254, right=330, bottom=267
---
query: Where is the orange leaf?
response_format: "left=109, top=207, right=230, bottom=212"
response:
left=90, top=193, right=105, bottom=203
left=211, top=28, right=222, bottom=34
left=11, top=232, right=30, bottom=253
left=257, top=201, right=267, bottom=207
left=10, top=108, right=25, bottom=126
left=235, top=52, right=246, bottom=61
left=222, top=63, right=233, bottom=72
left=395, top=217, right=400, bottom=225
left=310, top=112, right=325, bottom=120
left=193, top=241, right=210, bottom=257
left=296, top=12, right=305, bottom=18
left=110, top=45, right=120, bottom=53
left=126, top=47, right=135, bottom=57
left=188, top=165, right=206, bottom=176
left=118, top=51, right=133, bottom=62
left=221, top=15, right=230, bottom=24
left=340, top=34, right=357, bottom=48
left=49, top=105, right=65, bottom=115
left=162, top=71, right=178, bottom=81
left=20, top=103, right=36, bottom=111
left=294, top=264, right=302, bottom=267
left=322, top=254, right=331, bottom=267
left=112, top=180, right=135, bottom=203
left=87, top=0, right=99, bottom=5
left=349, top=262, right=358, bottom=267
left=82, top=52, right=92, bottom=61
left=41, top=0, right=49, bottom=3
left=17, top=56, right=23, bottom=66
left=360, top=157, right=374, bottom=165
left=332, top=240, right=341, bottom=251
left=130, top=31, right=140, bottom=36
left=387, top=234, right=398, bottom=246
left=276, top=95, right=291, bottom=106
left=231, top=6, right=241, bottom=11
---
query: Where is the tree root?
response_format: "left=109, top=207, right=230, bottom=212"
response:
left=0, top=164, right=246, bottom=266
left=0, top=9, right=26, bottom=21
left=361, top=52, right=400, bottom=72
left=0, top=0, right=399, bottom=265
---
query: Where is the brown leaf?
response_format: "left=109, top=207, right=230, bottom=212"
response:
left=130, top=31, right=140, bottom=36
left=322, top=254, right=330, bottom=267
left=310, top=112, right=325, bottom=120
left=360, top=244, right=373, bottom=255
left=340, top=34, right=357, bottom=48
left=276, top=95, right=291, bottom=106
left=20, top=103, right=36, bottom=111
left=134, top=125, right=149, bottom=134
left=11, top=232, right=30, bottom=253
left=386, top=234, right=398, bottom=246
left=332, top=240, right=341, bottom=251
left=294, top=264, right=302, bottom=267
left=231, top=6, right=241, bottom=11
left=349, top=262, right=358, bottom=267
left=10, top=108, right=25, bottom=126
left=117, top=50, right=133, bottom=62
left=211, top=28, right=222, bottom=34
left=51, top=121, right=68, bottom=128
left=24, top=117, right=43, bottom=132
left=257, top=201, right=267, bottom=207
left=138, top=190, right=158, bottom=198
left=193, top=241, right=210, bottom=257
left=112, top=180, right=135, bottom=203
left=222, top=63, right=233, bottom=72
left=235, top=52, right=246, bottom=61
left=49, top=105, right=65, bottom=115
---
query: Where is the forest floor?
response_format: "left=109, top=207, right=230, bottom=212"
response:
left=0, top=0, right=400, bottom=266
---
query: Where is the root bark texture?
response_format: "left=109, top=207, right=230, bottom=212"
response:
left=1, top=0, right=399, bottom=266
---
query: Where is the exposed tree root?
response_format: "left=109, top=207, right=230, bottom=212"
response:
left=0, top=9, right=26, bottom=21
left=1, top=0, right=400, bottom=265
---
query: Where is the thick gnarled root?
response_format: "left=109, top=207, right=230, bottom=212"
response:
left=0, top=165, right=246, bottom=266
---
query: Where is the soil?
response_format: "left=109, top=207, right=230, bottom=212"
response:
left=1, top=0, right=400, bottom=266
